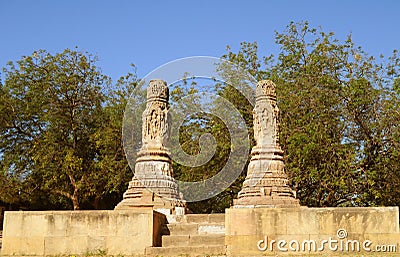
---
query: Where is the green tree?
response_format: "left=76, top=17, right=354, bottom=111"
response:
left=222, top=22, right=400, bottom=207
left=0, top=49, right=135, bottom=210
left=81, top=69, right=138, bottom=209
left=169, top=78, right=236, bottom=213
left=167, top=70, right=255, bottom=213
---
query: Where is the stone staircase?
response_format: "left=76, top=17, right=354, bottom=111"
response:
left=146, top=214, right=226, bottom=257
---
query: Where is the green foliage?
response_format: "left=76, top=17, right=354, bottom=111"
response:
left=169, top=78, right=239, bottom=213
left=0, top=49, right=136, bottom=210
left=1, top=21, right=399, bottom=212
left=223, top=21, right=400, bottom=207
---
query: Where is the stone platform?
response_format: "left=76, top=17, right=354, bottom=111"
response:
left=226, top=207, right=400, bottom=256
left=0, top=208, right=165, bottom=256
left=1, top=207, right=399, bottom=256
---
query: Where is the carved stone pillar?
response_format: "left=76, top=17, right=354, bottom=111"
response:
left=234, top=80, right=300, bottom=207
left=115, top=79, right=186, bottom=213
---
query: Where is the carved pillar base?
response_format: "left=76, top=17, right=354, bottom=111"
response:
left=115, top=148, right=186, bottom=213
left=234, top=145, right=300, bottom=207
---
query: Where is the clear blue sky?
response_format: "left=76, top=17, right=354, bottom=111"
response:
left=1, top=0, right=399, bottom=81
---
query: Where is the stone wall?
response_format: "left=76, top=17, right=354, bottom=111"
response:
left=226, top=207, right=400, bottom=256
left=2, top=206, right=400, bottom=256
left=1, top=207, right=164, bottom=256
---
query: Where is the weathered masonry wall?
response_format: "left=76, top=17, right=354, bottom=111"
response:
left=1, top=208, right=165, bottom=256
left=2, top=206, right=400, bottom=256
left=226, top=207, right=400, bottom=256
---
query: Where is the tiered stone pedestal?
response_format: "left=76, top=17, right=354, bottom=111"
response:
left=234, top=145, right=300, bottom=208
left=115, top=147, right=185, bottom=214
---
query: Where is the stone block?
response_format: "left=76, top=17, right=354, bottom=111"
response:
left=316, top=207, right=399, bottom=234
left=146, top=245, right=226, bottom=256
left=106, top=236, right=146, bottom=255
left=198, top=223, right=225, bottom=235
left=1, top=208, right=161, bottom=256
left=162, top=235, right=190, bottom=247
left=44, top=236, right=90, bottom=255
left=167, top=223, right=198, bottom=235
left=46, top=212, right=68, bottom=236
left=286, top=207, right=319, bottom=235
left=226, top=235, right=261, bottom=256
left=225, top=208, right=257, bottom=236
left=255, top=208, right=288, bottom=235
left=225, top=207, right=400, bottom=256
left=185, top=213, right=225, bottom=224
left=190, top=234, right=225, bottom=245
left=186, top=214, right=210, bottom=223
left=163, top=234, right=225, bottom=247
left=1, top=212, right=43, bottom=237
left=209, top=213, right=226, bottom=223
left=1, top=236, right=44, bottom=256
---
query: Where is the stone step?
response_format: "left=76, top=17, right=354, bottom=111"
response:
left=162, top=234, right=225, bottom=247
left=185, top=213, right=225, bottom=224
left=166, top=223, right=199, bottom=235
left=166, top=222, right=225, bottom=235
left=198, top=223, right=225, bottom=235
left=145, top=245, right=226, bottom=257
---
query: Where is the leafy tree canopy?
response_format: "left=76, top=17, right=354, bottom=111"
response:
left=0, top=49, right=137, bottom=210
left=1, top=21, right=399, bottom=212
left=222, top=21, right=400, bottom=207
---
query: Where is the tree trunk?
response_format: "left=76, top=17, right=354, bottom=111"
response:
left=72, top=188, right=80, bottom=210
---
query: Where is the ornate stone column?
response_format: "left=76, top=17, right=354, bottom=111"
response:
left=234, top=80, right=300, bottom=207
left=115, top=79, right=186, bottom=213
